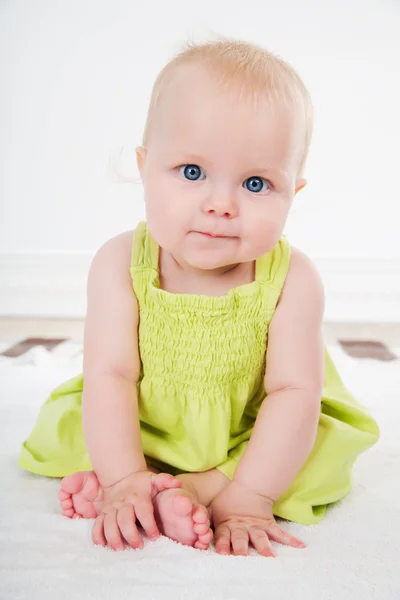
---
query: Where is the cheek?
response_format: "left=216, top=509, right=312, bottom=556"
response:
left=244, top=203, right=288, bottom=254
left=143, top=175, right=191, bottom=248
left=143, top=179, right=167, bottom=244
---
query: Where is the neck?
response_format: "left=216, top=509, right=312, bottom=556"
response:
left=158, top=247, right=256, bottom=296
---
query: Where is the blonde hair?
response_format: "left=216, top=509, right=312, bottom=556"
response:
left=142, top=38, right=314, bottom=176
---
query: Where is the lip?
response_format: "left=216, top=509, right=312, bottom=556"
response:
left=194, top=231, right=232, bottom=239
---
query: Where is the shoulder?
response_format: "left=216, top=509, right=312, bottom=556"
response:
left=87, top=230, right=135, bottom=288
left=89, top=230, right=134, bottom=271
left=92, top=230, right=134, bottom=263
left=286, top=246, right=324, bottom=291
left=277, top=245, right=325, bottom=318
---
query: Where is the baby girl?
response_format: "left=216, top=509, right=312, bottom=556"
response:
left=20, top=39, right=379, bottom=557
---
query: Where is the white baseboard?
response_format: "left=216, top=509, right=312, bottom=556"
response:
left=0, top=252, right=399, bottom=322
left=0, top=252, right=92, bottom=319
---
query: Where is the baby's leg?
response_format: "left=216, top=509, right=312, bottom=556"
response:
left=176, top=469, right=230, bottom=508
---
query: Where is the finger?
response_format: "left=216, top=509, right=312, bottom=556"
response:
left=92, top=513, right=107, bottom=547
left=134, top=499, right=160, bottom=540
left=151, top=473, right=181, bottom=494
left=231, top=525, right=249, bottom=556
left=214, top=523, right=231, bottom=555
left=249, top=527, right=275, bottom=558
left=103, top=509, right=125, bottom=551
left=265, top=521, right=306, bottom=549
left=116, top=505, right=143, bottom=549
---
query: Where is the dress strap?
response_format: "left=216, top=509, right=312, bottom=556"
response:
left=130, top=221, right=159, bottom=272
left=255, top=235, right=291, bottom=290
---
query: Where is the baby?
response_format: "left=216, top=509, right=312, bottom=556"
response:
left=20, top=39, right=380, bottom=557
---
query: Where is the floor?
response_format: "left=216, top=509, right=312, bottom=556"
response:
left=1, top=318, right=399, bottom=599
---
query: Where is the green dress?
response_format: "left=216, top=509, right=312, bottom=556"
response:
left=19, top=222, right=380, bottom=524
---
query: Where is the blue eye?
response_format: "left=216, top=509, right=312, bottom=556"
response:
left=244, top=177, right=269, bottom=193
left=180, top=164, right=205, bottom=181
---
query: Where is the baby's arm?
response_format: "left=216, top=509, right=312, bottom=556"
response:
left=82, top=232, right=146, bottom=487
left=211, top=248, right=324, bottom=555
left=82, top=232, right=180, bottom=550
left=233, top=247, right=325, bottom=501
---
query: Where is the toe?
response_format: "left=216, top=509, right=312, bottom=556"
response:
left=192, top=505, right=209, bottom=524
left=198, top=529, right=213, bottom=545
left=59, top=471, right=102, bottom=520
left=193, top=522, right=210, bottom=535
left=60, top=472, right=88, bottom=495
left=58, top=489, right=70, bottom=501
left=194, top=540, right=210, bottom=550
left=61, top=471, right=100, bottom=503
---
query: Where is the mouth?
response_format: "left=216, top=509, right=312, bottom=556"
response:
left=194, top=231, right=233, bottom=239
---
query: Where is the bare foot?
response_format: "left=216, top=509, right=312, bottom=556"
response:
left=59, top=471, right=213, bottom=551
left=58, top=471, right=103, bottom=519
left=153, top=486, right=213, bottom=550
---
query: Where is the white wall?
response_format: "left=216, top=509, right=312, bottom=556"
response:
left=1, top=0, right=399, bottom=320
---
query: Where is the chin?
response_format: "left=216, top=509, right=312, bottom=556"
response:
left=187, top=258, right=227, bottom=271
left=183, top=252, right=232, bottom=271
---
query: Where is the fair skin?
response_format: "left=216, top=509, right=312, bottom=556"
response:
left=58, top=63, right=324, bottom=556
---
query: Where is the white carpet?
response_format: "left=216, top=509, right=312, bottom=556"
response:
left=0, top=344, right=399, bottom=600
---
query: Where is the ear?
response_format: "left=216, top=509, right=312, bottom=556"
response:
left=294, top=178, right=307, bottom=195
left=136, top=146, right=147, bottom=177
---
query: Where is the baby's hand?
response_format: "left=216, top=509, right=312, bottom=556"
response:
left=92, top=470, right=181, bottom=551
left=210, top=481, right=306, bottom=557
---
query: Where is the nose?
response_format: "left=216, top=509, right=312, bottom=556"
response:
left=201, top=187, right=238, bottom=218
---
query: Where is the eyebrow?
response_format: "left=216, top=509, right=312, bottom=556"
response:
left=246, top=166, right=290, bottom=183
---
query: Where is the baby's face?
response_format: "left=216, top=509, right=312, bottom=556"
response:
left=137, top=65, right=306, bottom=271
